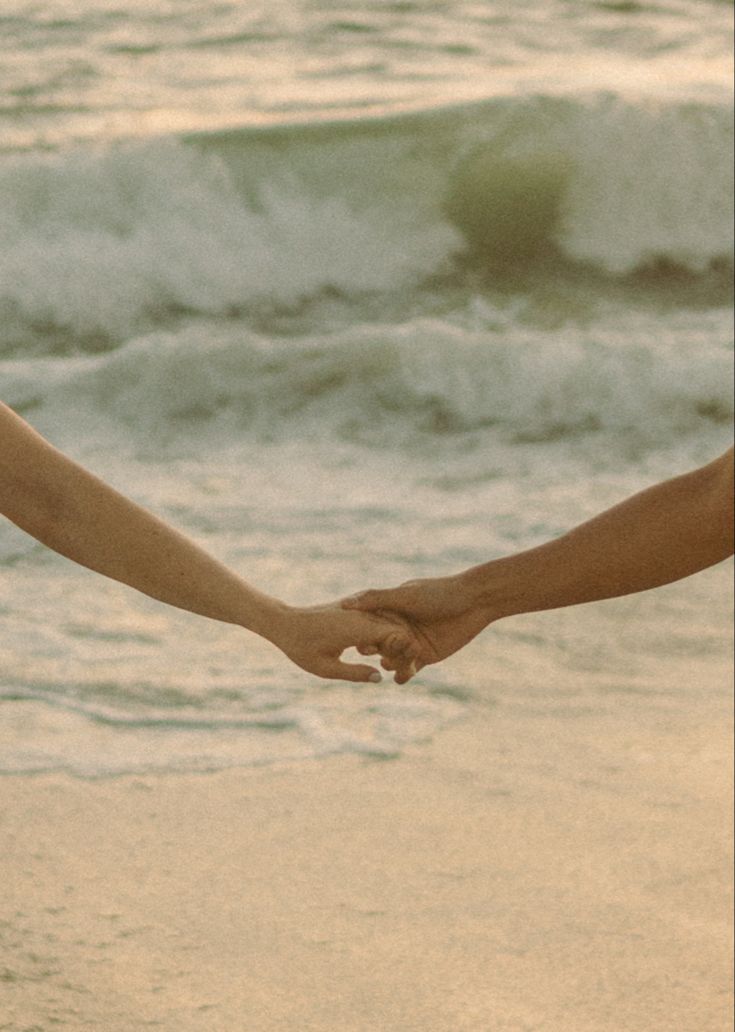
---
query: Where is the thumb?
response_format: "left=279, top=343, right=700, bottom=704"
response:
left=342, top=587, right=409, bottom=613
left=317, top=658, right=384, bottom=684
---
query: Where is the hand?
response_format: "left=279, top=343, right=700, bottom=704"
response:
left=342, top=576, right=493, bottom=684
left=268, top=602, right=421, bottom=683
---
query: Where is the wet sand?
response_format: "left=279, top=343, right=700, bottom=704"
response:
left=1, top=700, right=732, bottom=1032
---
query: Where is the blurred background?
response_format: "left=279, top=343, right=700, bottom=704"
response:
left=0, top=0, right=732, bottom=775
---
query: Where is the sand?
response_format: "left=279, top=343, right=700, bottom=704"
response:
left=1, top=701, right=732, bottom=1032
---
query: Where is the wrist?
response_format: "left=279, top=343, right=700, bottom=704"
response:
left=456, top=560, right=515, bottom=625
left=237, top=592, right=293, bottom=645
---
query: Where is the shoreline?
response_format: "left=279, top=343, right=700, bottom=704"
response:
left=1, top=698, right=732, bottom=1032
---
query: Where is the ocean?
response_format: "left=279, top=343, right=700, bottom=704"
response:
left=0, top=0, right=732, bottom=777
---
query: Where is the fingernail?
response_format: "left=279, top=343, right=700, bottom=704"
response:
left=369, top=672, right=382, bottom=684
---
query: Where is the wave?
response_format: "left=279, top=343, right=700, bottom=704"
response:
left=0, top=91, right=732, bottom=343
left=3, top=306, right=732, bottom=446
left=0, top=685, right=464, bottom=776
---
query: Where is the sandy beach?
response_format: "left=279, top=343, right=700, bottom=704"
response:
left=1, top=695, right=731, bottom=1032
left=2, top=0, right=733, bottom=1028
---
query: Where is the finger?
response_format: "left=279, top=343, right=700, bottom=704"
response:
left=357, top=643, right=380, bottom=657
left=394, top=659, right=420, bottom=685
left=342, top=588, right=405, bottom=613
left=356, top=628, right=417, bottom=667
left=378, top=629, right=417, bottom=661
left=318, top=659, right=383, bottom=684
left=377, top=621, right=424, bottom=664
left=386, top=641, right=421, bottom=668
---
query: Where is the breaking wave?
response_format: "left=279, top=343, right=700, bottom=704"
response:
left=3, top=306, right=732, bottom=447
left=0, top=91, right=731, bottom=343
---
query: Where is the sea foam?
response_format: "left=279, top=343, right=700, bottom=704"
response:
left=3, top=306, right=731, bottom=449
left=0, top=92, right=732, bottom=344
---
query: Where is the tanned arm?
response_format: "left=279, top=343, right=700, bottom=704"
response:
left=345, top=448, right=734, bottom=682
left=0, top=403, right=415, bottom=682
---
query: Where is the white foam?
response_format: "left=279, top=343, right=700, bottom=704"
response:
left=0, top=138, right=459, bottom=340
left=0, top=93, right=732, bottom=343
left=3, top=306, right=731, bottom=450
left=0, top=690, right=463, bottom=777
left=557, top=96, right=734, bottom=274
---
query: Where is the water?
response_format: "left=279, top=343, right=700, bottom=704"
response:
left=0, top=0, right=732, bottom=776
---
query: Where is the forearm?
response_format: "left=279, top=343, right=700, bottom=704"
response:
left=0, top=406, right=286, bottom=639
left=33, top=475, right=284, bottom=637
left=462, top=448, right=734, bottom=621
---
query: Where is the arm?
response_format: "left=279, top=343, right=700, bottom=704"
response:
left=345, top=448, right=734, bottom=682
left=0, top=403, right=413, bottom=682
left=466, top=445, right=734, bottom=616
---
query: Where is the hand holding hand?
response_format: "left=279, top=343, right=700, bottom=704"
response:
left=268, top=602, right=421, bottom=683
left=342, top=575, right=493, bottom=683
